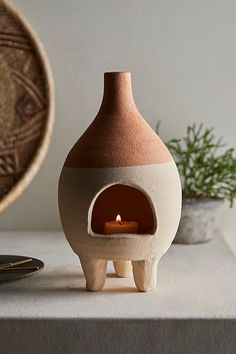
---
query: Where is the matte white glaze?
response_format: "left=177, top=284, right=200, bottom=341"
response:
left=59, top=162, right=181, bottom=261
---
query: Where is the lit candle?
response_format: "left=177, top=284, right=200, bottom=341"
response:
left=104, top=214, right=139, bottom=234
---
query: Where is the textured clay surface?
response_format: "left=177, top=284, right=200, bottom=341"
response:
left=59, top=72, right=181, bottom=291
left=65, top=72, right=172, bottom=168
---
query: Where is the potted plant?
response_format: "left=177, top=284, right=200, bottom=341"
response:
left=157, top=122, right=236, bottom=244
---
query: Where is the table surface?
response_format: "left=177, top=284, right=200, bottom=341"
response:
left=0, top=230, right=236, bottom=320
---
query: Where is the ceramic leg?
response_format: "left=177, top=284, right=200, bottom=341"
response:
left=113, top=260, right=132, bottom=278
left=79, top=254, right=107, bottom=291
left=132, top=257, right=159, bottom=292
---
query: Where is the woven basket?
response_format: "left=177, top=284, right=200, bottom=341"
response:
left=0, top=0, right=54, bottom=213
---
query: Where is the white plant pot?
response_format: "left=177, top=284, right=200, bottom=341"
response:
left=174, top=198, right=224, bottom=244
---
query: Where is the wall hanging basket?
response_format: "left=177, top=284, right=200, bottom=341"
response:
left=0, top=0, right=54, bottom=213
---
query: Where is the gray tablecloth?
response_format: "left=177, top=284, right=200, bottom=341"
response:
left=0, top=231, right=236, bottom=354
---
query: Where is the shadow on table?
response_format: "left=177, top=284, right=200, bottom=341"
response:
left=0, top=268, right=138, bottom=295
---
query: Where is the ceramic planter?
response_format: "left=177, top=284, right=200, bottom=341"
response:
left=58, top=72, right=182, bottom=292
left=174, top=198, right=224, bottom=244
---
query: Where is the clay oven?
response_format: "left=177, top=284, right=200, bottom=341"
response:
left=59, top=72, right=182, bottom=292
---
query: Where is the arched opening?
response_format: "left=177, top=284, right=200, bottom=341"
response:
left=90, top=184, right=156, bottom=235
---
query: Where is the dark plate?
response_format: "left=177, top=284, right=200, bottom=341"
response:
left=0, top=255, right=44, bottom=281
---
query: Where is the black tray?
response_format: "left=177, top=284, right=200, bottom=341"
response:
left=0, top=255, right=44, bottom=281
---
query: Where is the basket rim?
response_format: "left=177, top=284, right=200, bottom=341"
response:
left=0, top=0, right=55, bottom=213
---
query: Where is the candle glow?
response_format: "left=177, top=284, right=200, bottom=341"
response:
left=104, top=214, right=139, bottom=235
left=116, top=214, right=121, bottom=223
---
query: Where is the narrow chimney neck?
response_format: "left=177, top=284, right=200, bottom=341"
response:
left=99, top=72, right=136, bottom=112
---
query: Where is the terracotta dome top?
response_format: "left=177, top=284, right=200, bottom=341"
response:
left=65, top=72, right=172, bottom=168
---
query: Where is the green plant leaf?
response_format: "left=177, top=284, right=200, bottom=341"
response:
left=164, top=123, right=236, bottom=207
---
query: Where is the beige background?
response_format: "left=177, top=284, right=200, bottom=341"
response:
left=0, top=0, right=235, bottom=251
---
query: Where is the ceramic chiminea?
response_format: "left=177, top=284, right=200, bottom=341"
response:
left=58, top=72, right=181, bottom=292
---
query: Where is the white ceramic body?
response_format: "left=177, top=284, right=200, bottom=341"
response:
left=59, top=161, right=182, bottom=262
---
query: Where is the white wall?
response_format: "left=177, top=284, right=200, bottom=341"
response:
left=0, top=0, right=235, bottom=249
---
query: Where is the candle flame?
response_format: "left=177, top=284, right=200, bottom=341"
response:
left=116, top=214, right=121, bottom=223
